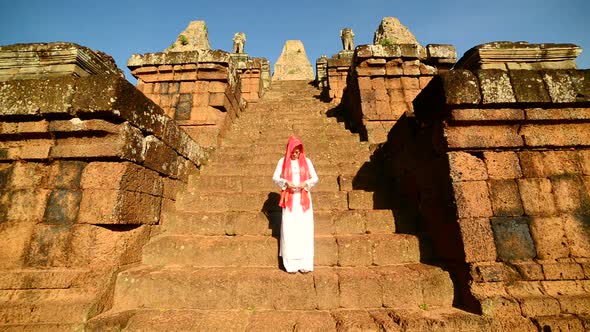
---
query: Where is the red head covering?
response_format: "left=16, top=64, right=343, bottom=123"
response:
left=279, top=136, right=311, bottom=212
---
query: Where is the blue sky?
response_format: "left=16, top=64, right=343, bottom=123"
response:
left=1, top=0, right=588, bottom=83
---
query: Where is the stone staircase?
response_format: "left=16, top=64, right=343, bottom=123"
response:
left=88, top=80, right=493, bottom=331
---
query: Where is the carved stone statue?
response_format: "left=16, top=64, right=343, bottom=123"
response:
left=340, top=28, right=355, bottom=51
left=233, top=32, right=246, bottom=54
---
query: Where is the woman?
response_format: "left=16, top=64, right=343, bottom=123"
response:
left=272, top=136, right=319, bottom=273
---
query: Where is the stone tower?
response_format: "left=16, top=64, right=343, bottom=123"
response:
left=272, top=40, right=314, bottom=81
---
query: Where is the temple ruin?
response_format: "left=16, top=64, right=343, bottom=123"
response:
left=0, top=17, right=589, bottom=331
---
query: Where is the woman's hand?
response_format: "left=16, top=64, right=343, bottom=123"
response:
left=286, top=181, right=301, bottom=190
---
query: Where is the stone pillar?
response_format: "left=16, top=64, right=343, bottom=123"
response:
left=235, top=57, right=267, bottom=103
left=326, top=55, right=352, bottom=103
left=385, top=41, right=590, bottom=328
left=315, top=55, right=328, bottom=89
left=272, top=40, right=314, bottom=81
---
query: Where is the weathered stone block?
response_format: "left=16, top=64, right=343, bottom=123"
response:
left=312, top=269, right=339, bottom=309
left=543, top=70, right=578, bottom=103
left=47, top=160, right=86, bottom=189
left=69, top=223, right=151, bottom=267
left=0, top=222, right=35, bottom=268
left=78, top=189, right=161, bottom=225
left=142, top=136, right=179, bottom=177
left=347, top=190, right=374, bottom=210
left=314, top=237, right=337, bottom=266
left=24, top=224, right=71, bottom=267
left=379, top=267, right=422, bottom=308
left=512, top=261, right=544, bottom=280
left=0, top=77, right=77, bottom=117
left=488, top=179, right=524, bottom=216
left=401, top=60, right=421, bottom=76
left=551, top=175, right=590, bottom=214
left=450, top=108, right=524, bottom=121
left=491, top=217, right=536, bottom=261
left=43, top=189, right=82, bottom=224
left=562, top=214, right=590, bottom=257
left=470, top=261, right=505, bottom=282
left=0, top=163, right=13, bottom=188
left=49, top=123, right=145, bottom=163
left=534, top=316, right=584, bottom=332
left=518, top=178, right=557, bottom=216
left=48, top=118, right=120, bottom=134
left=440, top=70, right=481, bottom=105
left=0, top=141, right=53, bottom=160
left=459, top=218, right=497, bottom=262
left=333, top=210, right=365, bottom=234
left=509, top=70, right=551, bottom=103
left=452, top=181, right=493, bottom=218
left=542, top=261, right=585, bottom=280
left=338, top=269, right=382, bottom=308
left=1, top=189, right=49, bottom=222
left=73, top=75, right=169, bottom=138
left=521, top=123, right=590, bottom=147
left=529, top=217, right=569, bottom=260
left=519, top=296, right=562, bottom=317
left=444, top=125, right=523, bottom=149
left=477, top=70, right=516, bottom=104
left=336, top=236, right=372, bottom=267
left=484, top=151, right=522, bottom=179
left=8, top=161, right=48, bottom=188
left=81, top=162, right=163, bottom=196
left=580, top=150, right=590, bottom=175
left=447, top=151, right=488, bottom=182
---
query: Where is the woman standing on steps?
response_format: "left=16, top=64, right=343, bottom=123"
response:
left=272, top=136, right=319, bottom=274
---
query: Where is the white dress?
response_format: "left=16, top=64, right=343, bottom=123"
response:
left=272, top=157, right=319, bottom=272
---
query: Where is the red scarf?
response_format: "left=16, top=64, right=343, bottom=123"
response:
left=279, top=136, right=311, bottom=212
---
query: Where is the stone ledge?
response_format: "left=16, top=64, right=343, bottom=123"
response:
left=455, top=42, right=582, bottom=71
left=440, top=68, right=590, bottom=106
left=0, top=42, right=123, bottom=81
left=127, top=50, right=230, bottom=69
left=0, top=74, right=206, bottom=169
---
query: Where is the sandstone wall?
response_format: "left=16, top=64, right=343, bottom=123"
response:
left=128, top=50, right=265, bottom=148
left=0, top=46, right=206, bottom=325
left=341, top=44, right=455, bottom=144
left=383, top=63, right=590, bottom=328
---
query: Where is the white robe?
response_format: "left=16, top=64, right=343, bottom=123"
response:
left=272, top=157, right=319, bottom=272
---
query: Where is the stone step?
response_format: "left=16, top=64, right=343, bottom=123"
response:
left=211, top=147, right=370, bottom=163
left=188, top=174, right=340, bottom=192
left=176, top=191, right=350, bottom=212
left=199, top=162, right=368, bottom=178
left=0, top=288, right=95, bottom=325
left=111, top=265, right=454, bottom=311
left=217, top=139, right=364, bottom=152
left=262, top=92, right=320, bottom=100
left=246, top=102, right=331, bottom=112
left=229, top=123, right=348, bottom=135
left=0, top=323, right=85, bottom=332
left=222, top=130, right=358, bottom=142
left=0, top=268, right=90, bottom=290
left=233, top=112, right=335, bottom=122
left=220, top=136, right=360, bottom=151
left=161, top=210, right=395, bottom=236
left=86, top=307, right=494, bottom=332
left=209, top=151, right=367, bottom=166
left=228, top=123, right=343, bottom=133
left=142, top=233, right=420, bottom=267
